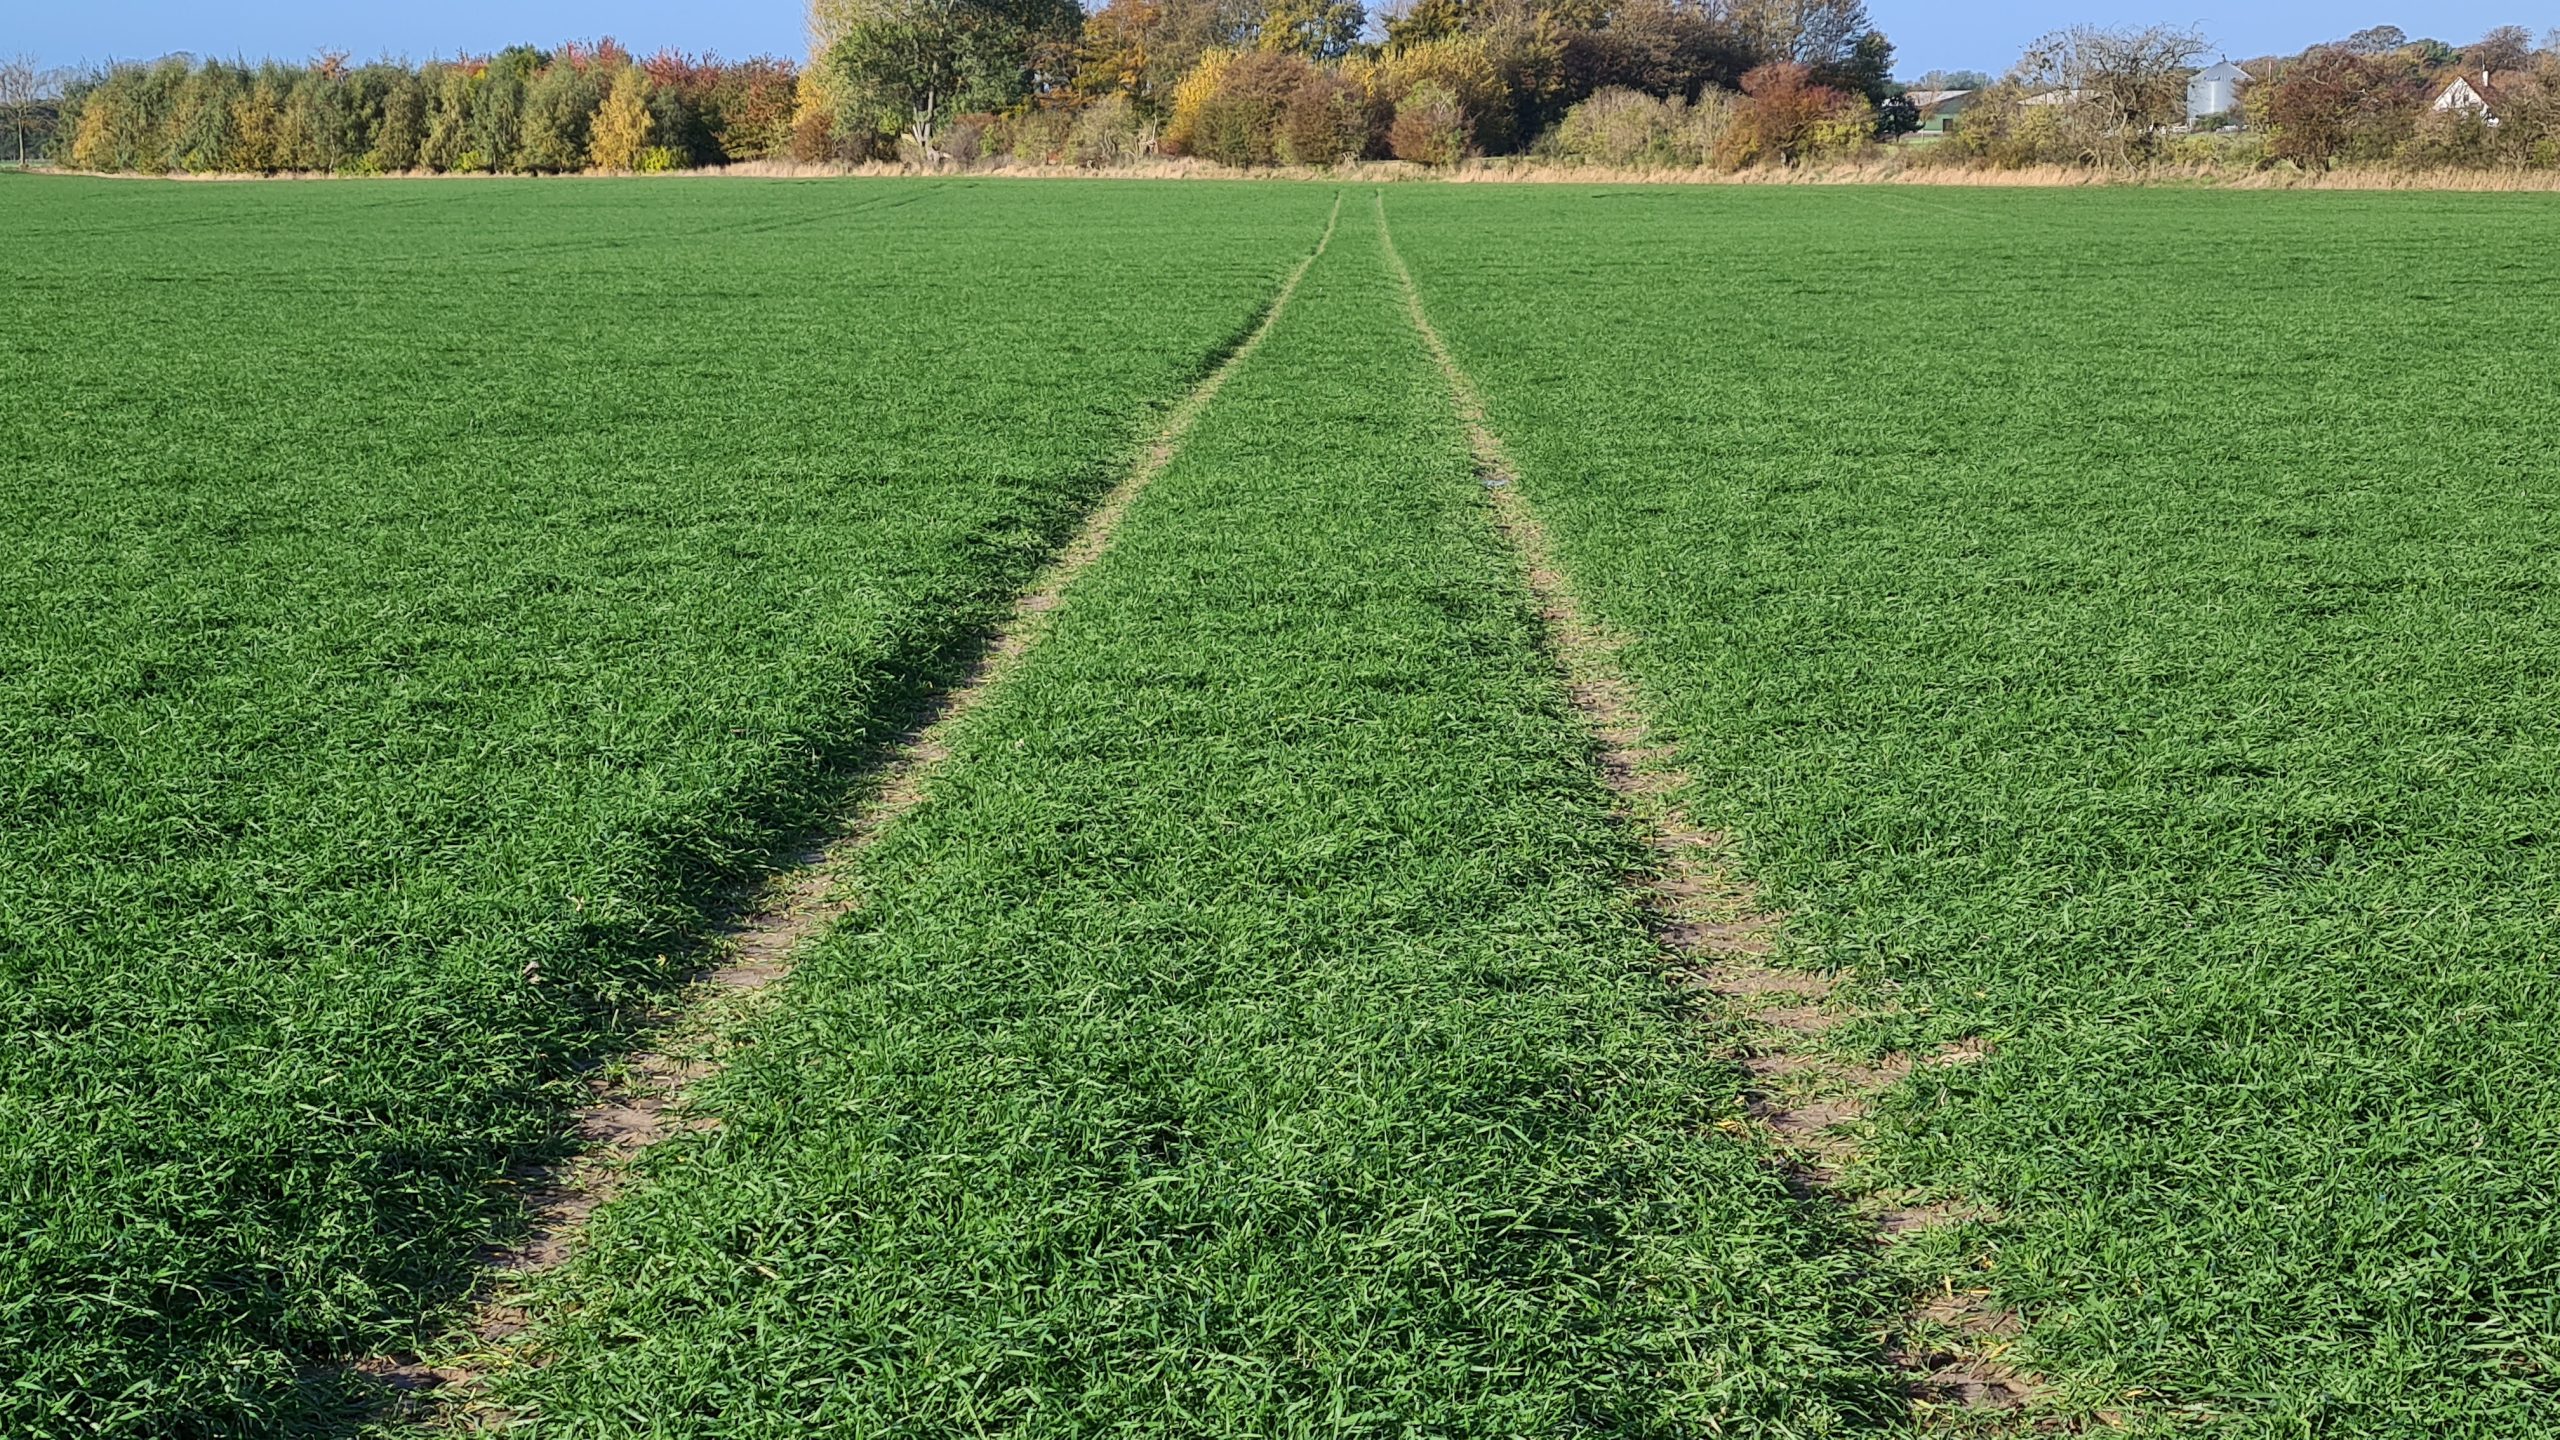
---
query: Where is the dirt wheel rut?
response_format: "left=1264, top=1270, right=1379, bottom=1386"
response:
left=1373, top=189, right=2041, bottom=1426
left=360, top=193, right=1346, bottom=1420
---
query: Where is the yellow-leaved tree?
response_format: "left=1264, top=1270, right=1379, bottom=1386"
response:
left=1161, top=47, right=1238, bottom=155
left=588, top=67, right=655, bottom=170
left=796, top=0, right=874, bottom=156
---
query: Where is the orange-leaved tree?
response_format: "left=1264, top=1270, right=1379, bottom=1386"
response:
left=1725, top=60, right=1865, bottom=165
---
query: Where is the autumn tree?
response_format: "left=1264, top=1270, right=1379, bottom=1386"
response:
left=1726, top=59, right=1863, bottom=163
left=1179, top=47, right=1308, bottom=163
left=1075, top=0, right=1171, bottom=106
left=2250, top=44, right=2430, bottom=168
left=589, top=67, right=655, bottom=169
left=1076, top=0, right=1260, bottom=115
left=1388, top=79, right=1466, bottom=161
left=1277, top=65, right=1368, bottom=161
left=1258, top=0, right=1366, bottom=60
left=43, top=45, right=796, bottom=175
left=1076, top=0, right=1354, bottom=103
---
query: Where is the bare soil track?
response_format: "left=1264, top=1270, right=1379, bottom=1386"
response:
left=361, top=191, right=1345, bottom=1416
left=1372, top=188, right=2040, bottom=1428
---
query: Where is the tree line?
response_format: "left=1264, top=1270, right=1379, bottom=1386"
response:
left=31, top=11, right=2560, bottom=177
left=52, top=43, right=799, bottom=175
left=801, top=0, right=1901, bottom=168
left=40, top=0, right=1902, bottom=175
left=1929, top=22, right=2560, bottom=172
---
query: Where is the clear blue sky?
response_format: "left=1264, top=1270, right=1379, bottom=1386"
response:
left=10, top=1, right=2545, bottom=80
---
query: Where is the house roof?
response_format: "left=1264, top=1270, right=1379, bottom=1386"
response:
left=2437, top=70, right=2535, bottom=113
left=2193, top=60, right=2252, bottom=81
left=1906, top=89, right=1973, bottom=113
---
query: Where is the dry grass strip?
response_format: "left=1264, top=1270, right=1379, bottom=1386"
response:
left=44, top=155, right=2560, bottom=193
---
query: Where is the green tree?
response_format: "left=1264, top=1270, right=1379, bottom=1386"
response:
left=519, top=58, right=604, bottom=171
left=374, top=67, right=427, bottom=169
left=829, top=0, right=1078, bottom=158
left=1821, top=26, right=1892, bottom=104
left=419, top=62, right=474, bottom=170
left=470, top=46, right=541, bottom=171
left=166, top=61, right=242, bottom=171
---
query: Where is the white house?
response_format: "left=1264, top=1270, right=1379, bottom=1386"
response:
left=2435, top=71, right=2523, bottom=124
left=2187, top=60, right=2251, bottom=122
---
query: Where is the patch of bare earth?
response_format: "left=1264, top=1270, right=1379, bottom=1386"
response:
left=361, top=194, right=1344, bottom=1426
left=1373, top=190, right=2042, bottom=1429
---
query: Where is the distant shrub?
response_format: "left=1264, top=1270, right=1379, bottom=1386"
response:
left=1724, top=62, right=1870, bottom=167
left=1374, top=34, right=1508, bottom=153
left=2156, top=129, right=2265, bottom=169
left=1067, top=94, right=1147, bottom=167
left=1279, top=70, right=1370, bottom=166
left=1389, top=82, right=1465, bottom=166
left=1544, top=87, right=1675, bottom=165
left=932, top=112, right=994, bottom=164
left=1909, top=84, right=2053, bottom=168
left=1183, top=50, right=1319, bottom=167
left=990, top=108, right=1075, bottom=165
left=636, top=144, right=682, bottom=171
left=1540, top=86, right=1738, bottom=169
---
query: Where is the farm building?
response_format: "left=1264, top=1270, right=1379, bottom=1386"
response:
left=1905, top=89, right=1974, bottom=134
left=2187, top=61, right=2251, bottom=122
left=2434, top=70, right=2528, bottom=124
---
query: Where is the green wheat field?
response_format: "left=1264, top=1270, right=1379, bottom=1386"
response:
left=7, top=173, right=2560, bottom=1438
